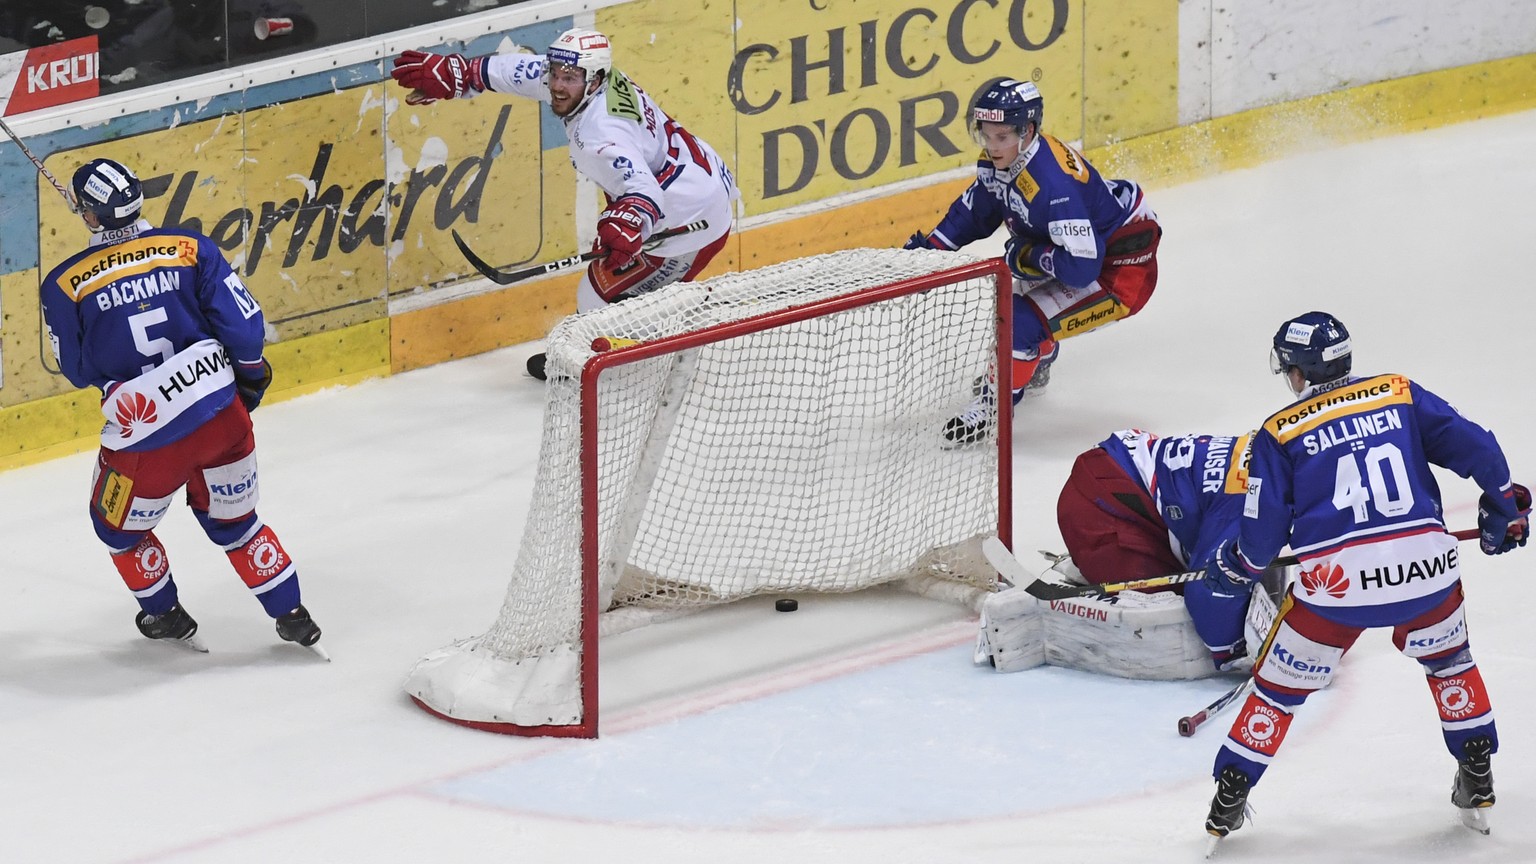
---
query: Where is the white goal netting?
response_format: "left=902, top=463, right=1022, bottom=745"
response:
left=405, top=248, right=1009, bottom=735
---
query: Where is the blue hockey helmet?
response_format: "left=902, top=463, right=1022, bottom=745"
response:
left=1271, top=311, right=1352, bottom=386
left=72, top=158, right=143, bottom=231
left=971, top=78, right=1044, bottom=145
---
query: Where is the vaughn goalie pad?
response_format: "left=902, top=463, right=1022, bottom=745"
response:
left=1040, top=590, right=1212, bottom=680
left=974, top=583, right=1045, bottom=672
left=974, top=559, right=1288, bottom=681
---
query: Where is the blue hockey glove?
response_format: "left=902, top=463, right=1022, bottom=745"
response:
left=235, top=358, right=273, bottom=412
left=903, top=231, right=936, bottom=250
left=1478, top=482, right=1531, bottom=555
left=1004, top=235, right=1048, bottom=281
left=1204, top=540, right=1260, bottom=597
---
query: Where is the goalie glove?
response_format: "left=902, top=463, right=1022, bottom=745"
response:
left=1478, top=482, right=1531, bottom=555
left=391, top=51, right=487, bottom=105
left=595, top=195, right=661, bottom=270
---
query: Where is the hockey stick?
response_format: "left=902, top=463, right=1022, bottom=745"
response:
left=1178, top=677, right=1254, bottom=737
left=1017, top=528, right=1481, bottom=602
left=451, top=219, right=709, bottom=285
left=0, top=115, right=77, bottom=212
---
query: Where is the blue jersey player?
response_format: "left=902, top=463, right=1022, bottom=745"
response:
left=1200, top=311, right=1529, bottom=846
left=1058, top=429, right=1261, bottom=670
left=40, top=158, right=324, bottom=656
left=905, top=78, right=1163, bottom=443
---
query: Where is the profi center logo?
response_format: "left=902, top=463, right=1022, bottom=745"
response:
left=137, top=542, right=167, bottom=580
left=114, top=391, right=159, bottom=438
left=1241, top=704, right=1281, bottom=748
left=247, top=534, right=289, bottom=580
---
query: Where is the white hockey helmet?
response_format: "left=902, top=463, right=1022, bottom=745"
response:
left=548, top=27, right=611, bottom=81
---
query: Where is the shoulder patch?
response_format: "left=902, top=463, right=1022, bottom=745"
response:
left=1043, top=135, right=1090, bottom=183
left=1014, top=166, right=1040, bottom=202
left=606, top=70, right=643, bottom=123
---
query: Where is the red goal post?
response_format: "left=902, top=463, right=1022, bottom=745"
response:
left=405, top=248, right=1014, bottom=737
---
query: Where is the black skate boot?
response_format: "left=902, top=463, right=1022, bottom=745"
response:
left=135, top=604, right=207, bottom=652
left=941, top=389, right=996, bottom=446
left=1452, top=735, right=1494, bottom=833
left=1205, top=765, right=1253, bottom=838
left=275, top=605, right=322, bottom=647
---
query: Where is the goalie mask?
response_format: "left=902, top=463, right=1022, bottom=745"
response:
left=72, top=158, right=143, bottom=232
left=1270, top=311, right=1352, bottom=392
left=547, top=27, right=612, bottom=117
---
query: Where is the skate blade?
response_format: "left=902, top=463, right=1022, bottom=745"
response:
left=172, top=633, right=210, bottom=654
left=302, top=642, right=332, bottom=662
left=1459, top=806, right=1491, bottom=835
left=1204, top=833, right=1223, bottom=858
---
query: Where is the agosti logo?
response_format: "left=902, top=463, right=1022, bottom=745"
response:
left=727, top=0, right=1068, bottom=197
left=130, top=105, right=511, bottom=279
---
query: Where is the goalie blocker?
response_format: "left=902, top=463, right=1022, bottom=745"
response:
left=975, top=555, right=1284, bottom=679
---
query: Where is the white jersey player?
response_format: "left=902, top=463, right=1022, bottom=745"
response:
left=391, top=28, right=739, bottom=378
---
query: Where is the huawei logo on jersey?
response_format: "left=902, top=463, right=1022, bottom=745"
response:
left=114, top=391, right=158, bottom=438
left=1299, top=562, right=1349, bottom=599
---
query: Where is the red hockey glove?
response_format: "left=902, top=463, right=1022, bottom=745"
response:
left=595, top=195, right=660, bottom=270
left=391, top=51, right=486, bottom=105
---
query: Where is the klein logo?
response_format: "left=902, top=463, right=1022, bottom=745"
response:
left=114, top=392, right=158, bottom=437
left=210, top=478, right=255, bottom=497
left=1272, top=645, right=1331, bottom=676
left=1299, top=562, right=1348, bottom=599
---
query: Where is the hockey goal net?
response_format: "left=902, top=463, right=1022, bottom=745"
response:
left=404, top=248, right=1013, bottom=736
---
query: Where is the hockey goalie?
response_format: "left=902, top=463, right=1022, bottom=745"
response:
left=975, top=429, right=1281, bottom=679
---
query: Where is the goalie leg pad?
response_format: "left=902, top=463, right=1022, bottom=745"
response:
left=1042, top=589, right=1214, bottom=680
left=974, top=586, right=1044, bottom=673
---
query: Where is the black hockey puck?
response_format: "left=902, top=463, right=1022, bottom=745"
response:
left=775, top=598, right=798, bottom=612
left=526, top=352, right=547, bottom=380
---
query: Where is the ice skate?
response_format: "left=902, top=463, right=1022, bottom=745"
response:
left=135, top=604, right=208, bottom=653
left=1452, top=735, right=1494, bottom=834
left=276, top=605, right=330, bottom=661
left=1204, top=765, right=1253, bottom=857
left=941, top=387, right=996, bottom=447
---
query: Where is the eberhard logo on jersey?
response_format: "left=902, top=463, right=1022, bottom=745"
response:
left=100, top=340, right=235, bottom=450
left=0, top=38, right=99, bottom=117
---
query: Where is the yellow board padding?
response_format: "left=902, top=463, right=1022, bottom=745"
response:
left=389, top=271, right=581, bottom=374
left=0, top=319, right=389, bottom=472
left=1091, top=53, right=1536, bottom=190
